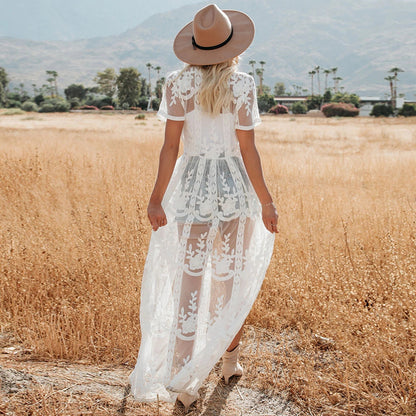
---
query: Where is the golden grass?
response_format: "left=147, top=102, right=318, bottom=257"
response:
left=1, top=112, right=415, bottom=415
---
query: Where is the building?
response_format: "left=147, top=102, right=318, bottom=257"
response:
left=273, top=95, right=400, bottom=116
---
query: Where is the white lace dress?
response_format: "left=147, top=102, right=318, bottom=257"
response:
left=128, top=66, right=275, bottom=402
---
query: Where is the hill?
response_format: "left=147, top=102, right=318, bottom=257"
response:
left=0, top=0, right=415, bottom=96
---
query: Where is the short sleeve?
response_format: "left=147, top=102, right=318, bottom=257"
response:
left=235, top=75, right=262, bottom=130
left=157, top=71, right=186, bottom=122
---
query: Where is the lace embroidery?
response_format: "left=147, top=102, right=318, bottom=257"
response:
left=128, top=66, right=274, bottom=402
left=177, top=290, right=198, bottom=340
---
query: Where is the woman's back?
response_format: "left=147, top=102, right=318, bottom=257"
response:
left=157, top=66, right=261, bottom=158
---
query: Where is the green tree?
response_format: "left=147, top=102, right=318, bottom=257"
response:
left=308, top=70, right=316, bottom=96
left=46, top=70, right=59, bottom=97
left=314, top=65, right=321, bottom=96
left=64, top=84, right=87, bottom=101
left=370, top=104, right=393, bottom=117
left=14, top=83, right=30, bottom=103
left=93, top=68, right=117, bottom=98
left=257, top=93, right=275, bottom=113
left=323, top=69, right=332, bottom=91
left=155, top=77, right=165, bottom=99
left=384, top=75, right=395, bottom=108
left=331, top=67, right=338, bottom=91
left=249, top=60, right=256, bottom=76
left=388, top=67, right=404, bottom=108
left=154, top=66, right=162, bottom=81
left=323, top=89, right=332, bottom=103
left=398, top=103, right=416, bottom=117
left=274, top=82, right=286, bottom=96
left=306, top=95, right=323, bottom=110
left=256, top=68, right=264, bottom=95
left=0, top=67, right=9, bottom=107
left=291, top=101, right=307, bottom=114
left=331, top=92, right=360, bottom=108
left=333, top=76, right=343, bottom=93
left=116, top=67, right=142, bottom=108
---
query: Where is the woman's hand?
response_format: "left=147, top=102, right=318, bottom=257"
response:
left=262, top=203, right=279, bottom=234
left=147, top=202, right=167, bottom=231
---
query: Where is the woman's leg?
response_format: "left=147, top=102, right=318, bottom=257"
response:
left=227, top=323, right=244, bottom=351
left=211, top=216, right=255, bottom=352
left=171, top=221, right=211, bottom=379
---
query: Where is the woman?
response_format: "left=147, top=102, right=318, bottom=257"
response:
left=128, top=3, right=278, bottom=412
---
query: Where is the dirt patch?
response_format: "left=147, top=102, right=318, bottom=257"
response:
left=0, top=330, right=300, bottom=416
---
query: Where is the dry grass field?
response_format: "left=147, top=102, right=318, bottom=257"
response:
left=0, top=111, right=415, bottom=415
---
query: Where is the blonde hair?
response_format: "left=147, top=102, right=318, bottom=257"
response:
left=175, top=56, right=239, bottom=116
left=196, top=56, right=239, bottom=116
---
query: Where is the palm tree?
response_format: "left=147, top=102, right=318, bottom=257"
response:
left=46, top=70, right=58, bottom=97
left=256, top=68, right=264, bottom=95
left=384, top=75, right=395, bottom=107
left=308, top=70, right=316, bottom=96
left=154, top=65, right=162, bottom=81
left=323, top=69, right=331, bottom=91
left=146, top=62, right=153, bottom=110
left=249, top=60, right=256, bottom=77
left=388, top=67, right=404, bottom=108
left=259, top=60, right=266, bottom=69
left=331, top=67, right=338, bottom=91
left=333, top=76, right=342, bottom=93
left=314, top=65, right=321, bottom=96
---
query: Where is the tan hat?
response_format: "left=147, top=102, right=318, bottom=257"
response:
left=173, top=4, right=255, bottom=66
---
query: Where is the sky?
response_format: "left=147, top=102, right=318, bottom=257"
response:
left=0, top=0, right=204, bottom=40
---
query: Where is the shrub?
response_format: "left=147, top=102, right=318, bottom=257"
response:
left=22, top=101, right=39, bottom=112
left=291, top=102, right=307, bottom=114
left=398, top=103, right=416, bottom=117
left=138, top=96, right=150, bottom=110
left=69, top=98, right=81, bottom=109
left=34, top=94, right=45, bottom=106
left=370, top=104, right=393, bottom=117
left=78, top=105, right=99, bottom=110
left=257, top=93, right=276, bottom=113
left=306, top=95, right=323, bottom=110
left=100, top=105, right=114, bottom=110
left=64, top=84, right=87, bottom=101
left=151, top=98, right=161, bottom=111
left=322, top=102, right=359, bottom=117
left=269, top=104, right=289, bottom=115
left=54, top=101, right=70, bottom=112
left=85, top=95, right=113, bottom=108
left=39, top=103, right=55, bottom=113
left=331, top=92, right=360, bottom=108
left=6, top=99, right=21, bottom=109
left=135, top=114, right=145, bottom=120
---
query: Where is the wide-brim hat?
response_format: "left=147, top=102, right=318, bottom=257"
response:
left=173, top=4, right=255, bottom=66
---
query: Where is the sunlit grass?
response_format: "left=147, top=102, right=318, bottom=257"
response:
left=0, top=112, right=415, bottom=415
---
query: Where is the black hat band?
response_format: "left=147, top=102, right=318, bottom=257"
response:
left=192, top=27, right=234, bottom=50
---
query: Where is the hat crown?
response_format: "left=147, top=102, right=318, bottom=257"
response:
left=193, top=4, right=232, bottom=48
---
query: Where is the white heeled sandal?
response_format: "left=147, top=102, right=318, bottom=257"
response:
left=177, top=391, right=199, bottom=413
left=221, top=343, right=243, bottom=384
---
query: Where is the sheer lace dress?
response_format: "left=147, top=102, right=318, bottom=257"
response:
left=128, top=66, right=275, bottom=402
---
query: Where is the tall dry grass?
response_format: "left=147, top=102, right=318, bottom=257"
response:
left=0, top=112, right=415, bottom=415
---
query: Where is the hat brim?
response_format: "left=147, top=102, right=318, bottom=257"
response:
left=173, top=10, right=255, bottom=65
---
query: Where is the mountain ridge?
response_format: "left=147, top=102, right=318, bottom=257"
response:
left=1, top=0, right=415, bottom=97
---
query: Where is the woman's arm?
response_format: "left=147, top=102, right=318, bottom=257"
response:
left=147, top=119, right=184, bottom=231
left=236, top=128, right=279, bottom=234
